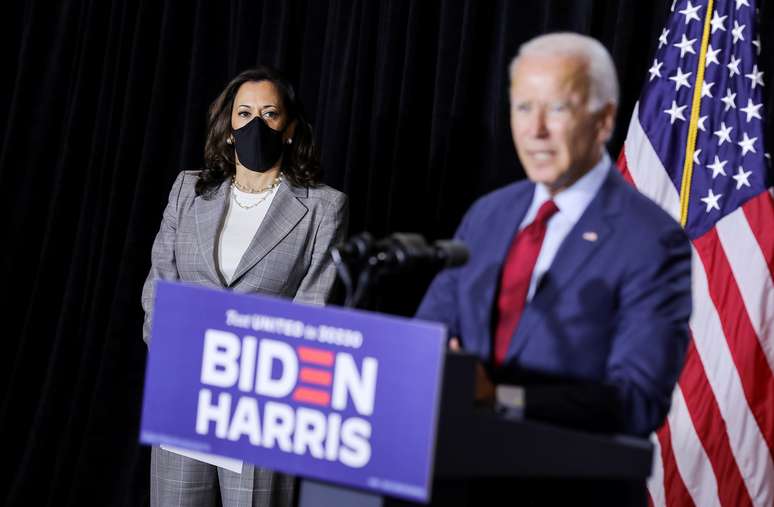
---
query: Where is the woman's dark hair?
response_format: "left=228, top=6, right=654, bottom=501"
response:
left=195, top=66, right=321, bottom=196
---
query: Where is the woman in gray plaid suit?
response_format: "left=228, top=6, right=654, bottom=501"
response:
left=141, top=66, right=348, bottom=506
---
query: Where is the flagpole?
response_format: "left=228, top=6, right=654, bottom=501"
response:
left=678, top=0, right=715, bottom=226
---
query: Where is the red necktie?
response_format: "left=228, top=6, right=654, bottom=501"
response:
left=493, top=199, right=559, bottom=366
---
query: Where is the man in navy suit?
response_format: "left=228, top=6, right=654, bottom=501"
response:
left=417, top=32, right=692, bottom=438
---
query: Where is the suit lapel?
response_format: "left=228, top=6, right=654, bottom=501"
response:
left=194, top=179, right=230, bottom=286
left=229, top=181, right=308, bottom=286
left=508, top=169, right=621, bottom=358
left=476, top=183, right=536, bottom=358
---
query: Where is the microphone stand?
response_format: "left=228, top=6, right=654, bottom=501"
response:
left=331, top=241, right=389, bottom=309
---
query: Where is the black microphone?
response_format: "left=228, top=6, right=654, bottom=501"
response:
left=332, top=232, right=374, bottom=262
left=369, top=233, right=468, bottom=270
left=432, top=239, right=469, bottom=268
left=334, top=232, right=469, bottom=307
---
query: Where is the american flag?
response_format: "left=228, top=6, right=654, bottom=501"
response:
left=617, top=0, right=774, bottom=505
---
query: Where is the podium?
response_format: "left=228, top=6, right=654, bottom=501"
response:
left=298, top=353, right=652, bottom=506
left=140, top=282, right=652, bottom=506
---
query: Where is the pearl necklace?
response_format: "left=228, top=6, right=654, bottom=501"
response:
left=231, top=173, right=282, bottom=210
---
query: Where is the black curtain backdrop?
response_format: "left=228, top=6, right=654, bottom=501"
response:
left=1, top=1, right=772, bottom=505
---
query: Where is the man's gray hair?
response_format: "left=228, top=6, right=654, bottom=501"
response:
left=509, top=32, right=619, bottom=112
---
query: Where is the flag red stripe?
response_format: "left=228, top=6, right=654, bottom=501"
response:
left=658, top=421, right=696, bottom=507
left=741, top=192, right=774, bottom=281
left=679, top=339, right=753, bottom=506
left=616, top=149, right=637, bottom=186
left=694, top=229, right=774, bottom=459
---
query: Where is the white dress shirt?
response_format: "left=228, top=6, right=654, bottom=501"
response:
left=218, top=185, right=279, bottom=283
left=519, top=153, right=611, bottom=301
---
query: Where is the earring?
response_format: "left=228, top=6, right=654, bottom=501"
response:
left=227, top=136, right=234, bottom=145
left=286, top=138, right=293, bottom=145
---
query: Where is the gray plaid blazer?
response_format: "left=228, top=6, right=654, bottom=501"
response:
left=141, top=170, right=348, bottom=344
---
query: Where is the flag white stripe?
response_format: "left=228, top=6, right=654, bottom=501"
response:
left=624, top=104, right=682, bottom=221
left=716, top=208, right=774, bottom=373
left=668, top=386, right=720, bottom=507
left=648, top=432, right=667, bottom=507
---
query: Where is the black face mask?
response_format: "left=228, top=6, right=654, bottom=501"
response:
left=232, top=117, right=284, bottom=173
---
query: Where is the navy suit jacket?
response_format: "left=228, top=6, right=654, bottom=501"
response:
left=417, top=167, right=692, bottom=436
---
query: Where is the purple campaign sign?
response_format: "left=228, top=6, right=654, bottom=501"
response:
left=140, top=281, right=446, bottom=503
